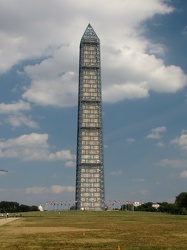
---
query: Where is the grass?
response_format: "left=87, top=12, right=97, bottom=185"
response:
left=0, top=210, right=187, bottom=250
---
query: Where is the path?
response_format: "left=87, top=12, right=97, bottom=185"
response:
left=0, top=217, right=19, bottom=226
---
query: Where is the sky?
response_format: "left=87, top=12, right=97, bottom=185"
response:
left=0, top=0, right=187, bottom=208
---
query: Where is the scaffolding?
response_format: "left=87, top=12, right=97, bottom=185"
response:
left=76, top=24, right=105, bottom=210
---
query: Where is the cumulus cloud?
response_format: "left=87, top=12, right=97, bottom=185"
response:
left=126, top=138, right=135, bottom=144
left=48, top=150, right=75, bottom=161
left=50, top=185, right=75, bottom=194
left=65, top=161, right=76, bottom=167
left=156, top=141, right=165, bottom=147
left=1, top=0, right=186, bottom=107
left=138, top=190, right=150, bottom=196
left=110, top=170, right=122, bottom=176
left=6, top=113, right=38, bottom=128
left=0, top=100, right=30, bottom=113
left=0, top=100, right=38, bottom=128
left=102, top=82, right=149, bottom=103
left=132, top=178, right=145, bottom=182
left=102, top=47, right=187, bottom=103
left=147, top=43, right=166, bottom=55
left=182, top=26, right=187, bottom=37
left=25, top=185, right=75, bottom=194
left=181, top=129, right=187, bottom=134
left=22, top=58, right=78, bottom=107
left=159, top=159, right=187, bottom=168
left=146, top=126, right=167, bottom=139
left=0, top=171, right=7, bottom=176
left=0, top=133, right=76, bottom=162
left=131, top=189, right=150, bottom=197
left=179, top=170, right=187, bottom=179
left=170, top=133, right=187, bottom=150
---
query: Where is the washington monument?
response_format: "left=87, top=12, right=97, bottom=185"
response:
left=75, top=24, right=105, bottom=210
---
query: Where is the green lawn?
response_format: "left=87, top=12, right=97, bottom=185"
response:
left=0, top=210, right=187, bottom=250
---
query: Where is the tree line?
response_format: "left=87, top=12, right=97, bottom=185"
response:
left=0, top=201, right=39, bottom=213
left=125, top=192, right=187, bottom=215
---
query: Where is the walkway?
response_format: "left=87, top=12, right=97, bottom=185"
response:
left=0, top=217, right=19, bottom=226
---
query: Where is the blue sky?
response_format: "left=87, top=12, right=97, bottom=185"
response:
left=0, top=0, right=187, bottom=208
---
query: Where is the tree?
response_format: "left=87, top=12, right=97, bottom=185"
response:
left=70, top=205, right=76, bottom=210
left=29, top=205, right=39, bottom=211
left=134, top=202, right=157, bottom=212
left=0, top=201, right=19, bottom=213
left=175, top=192, right=187, bottom=209
left=158, top=202, right=179, bottom=214
left=0, top=201, right=39, bottom=213
left=19, top=204, right=30, bottom=212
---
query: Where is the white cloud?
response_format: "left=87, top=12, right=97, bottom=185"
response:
left=156, top=141, right=165, bottom=147
left=181, top=129, right=187, bottom=134
left=102, top=82, right=149, bottom=103
left=1, top=0, right=186, bottom=107
left=0, top=171, right=7, bottom=176
left=48, top=150, right=75, bottom=161
left=110, top=170, right=122, bottom=176
left=23, top=67, right=78, bottom=107
left=159, top=159, right=187, bottom=168
left=132, top=178, right=145, bottom=182
left=179, top=170, right=187, bottom=179
left=147, top=43, right=166, bottom=55
left=6, top=113, right=39, bottom=128
left=0, top=133, right=76, bottom=162
left=0, top=188, right=23, bottom=197
left=50, top=185, right=75, bottom=194
left=170, top=133, right=187, bottom=150
left=146, top=126, right=167, bottom=139
left=0, top=100, right=30, bottom=113
left=131, top=189, right=150, bottom=197
left=126, top=138, right=135, bottom=144
left=25, top=187, right=48, bottom=195
left=25, top=185, right=75, bottom=194
left=138, top=190, right=149, bottom=196
left=102, top=46, right=186, bottom=103
left=0, top=100, right=38, bottom=128
left=65, top=161, right=76, bottom=167
left=182, top=26, right=187, bottom=37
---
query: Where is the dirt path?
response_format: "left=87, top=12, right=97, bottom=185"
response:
left=0, top=217, right=19, bottom=226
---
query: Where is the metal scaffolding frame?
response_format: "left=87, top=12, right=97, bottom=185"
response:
left=76, top=24, right=105, bottom=210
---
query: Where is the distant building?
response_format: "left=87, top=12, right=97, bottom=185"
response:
left=152, top=203, right=160, bottom=209
left=133, top=201, right=141, bottom=207
left=75, top=24, right=105, bottom=210
left=38, top=204, right=43, bottom=212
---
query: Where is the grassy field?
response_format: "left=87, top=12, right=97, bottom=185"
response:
left=0, top=210, right=187, bottom=250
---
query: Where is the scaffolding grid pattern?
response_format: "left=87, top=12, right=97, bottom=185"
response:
left=76, top=24, right=105, bottom=210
